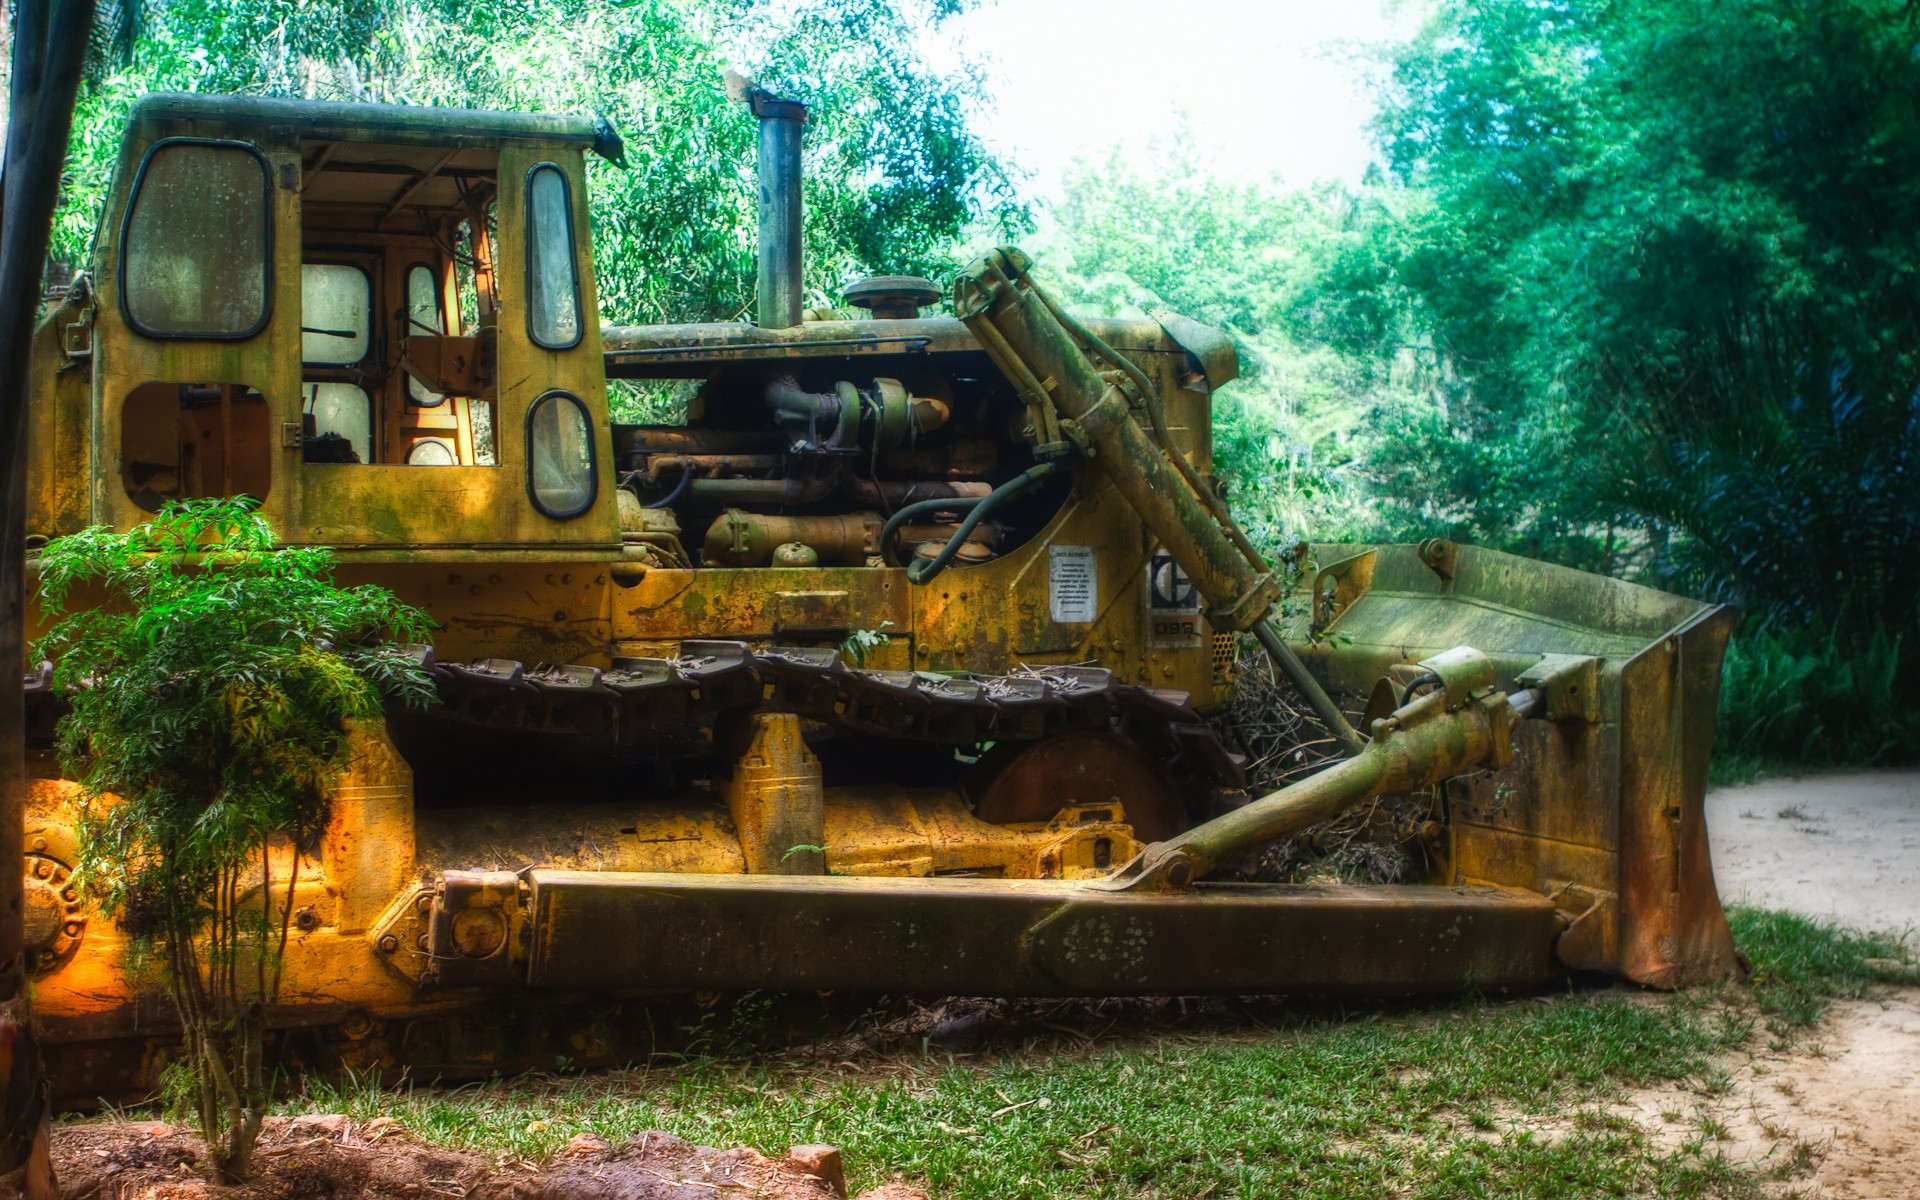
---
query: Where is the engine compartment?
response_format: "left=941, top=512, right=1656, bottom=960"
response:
left=611, top=346, right=1072, bottom=579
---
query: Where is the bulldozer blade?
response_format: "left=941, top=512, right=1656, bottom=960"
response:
left=1294, top=540, right=1742, bottom=987
left=527, top=870, right=1560, bottom=997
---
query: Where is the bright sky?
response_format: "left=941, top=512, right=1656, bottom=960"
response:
left=927, top=0, right=1431, bottom=201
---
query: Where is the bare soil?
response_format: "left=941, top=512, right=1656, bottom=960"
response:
left=1655, top=769, right=1920, bottom=1196
left=49, top=1117, right=925, bottom=1200
left=1587, top=990, right=1918, bottom=1199
left=1706, top=769, right=1920, bottom=936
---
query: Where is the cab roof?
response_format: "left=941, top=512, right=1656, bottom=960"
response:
left=127, top=93, right=624, bottom=161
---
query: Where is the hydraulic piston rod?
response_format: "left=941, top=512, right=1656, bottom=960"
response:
left=954, top=248, right=1366, bottom=753
left=1101, top=648, right=1524, bottom=891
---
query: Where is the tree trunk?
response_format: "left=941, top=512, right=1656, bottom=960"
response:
left=0, top=2, right=98, bottom=1192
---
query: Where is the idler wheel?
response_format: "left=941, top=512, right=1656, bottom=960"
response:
left=968, top=729, right=1188, bottom=843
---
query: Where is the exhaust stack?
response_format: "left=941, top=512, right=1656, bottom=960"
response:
left=751, top=91, right=807, bottom=329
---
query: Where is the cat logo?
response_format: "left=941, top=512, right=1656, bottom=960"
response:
left=1146, top=548, right=1203, bottom=647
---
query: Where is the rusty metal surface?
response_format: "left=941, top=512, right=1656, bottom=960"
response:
left=725, top=712, right=826, bottom=875
left=125, top=92, right=607, bottom=153
left=600, top=315, right=1203, bottom=376
left=527, top=870, right=1561, bottom=996
left=751, top=92, right=805, bottom=330
left=970, top=730, right=1186, bottom=843
left=1291, top=541, right=1742, bottom=986
left=1616, top=606, right=1742, bottom=986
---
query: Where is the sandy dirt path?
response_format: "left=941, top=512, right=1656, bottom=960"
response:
left=1706, top=769, right=1920, bottom=936
left=1666, top=770, right=1920, bottom=1197
left=1625, top=991, right=1920, bottom=1199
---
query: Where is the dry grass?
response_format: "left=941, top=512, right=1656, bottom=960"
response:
left=1210, top=640, right=1433, bottom=883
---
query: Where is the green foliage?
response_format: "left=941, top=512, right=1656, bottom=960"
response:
left=1041, top=1, right=1920, bottom=641
left=1620, top=373, right=1920, bottom=630
left=36, top=498, right=433, bottom=1180
left=837, top=620, right=894, bottom=667
left=1367, top=0, right=1920, bottom=620
left=56, top=0, right=1025, bottom=325
left=1035, top=146, right=1430, bottom=551
left=1715, top=617, right=1920, bottom=768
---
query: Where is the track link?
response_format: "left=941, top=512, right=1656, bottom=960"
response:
left=23, top=643, right=1245, bottom=787
left=417, top=641, right=1244, bottom=787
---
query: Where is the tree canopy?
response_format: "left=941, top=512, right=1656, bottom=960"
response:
left=1032, top=144, right=1428, bottom=552
left=1370, top=0, right=1920, bottom=624
left=58, top=0, right=1024, bottom=325
left=1036, top=0, right=1920, bottom=765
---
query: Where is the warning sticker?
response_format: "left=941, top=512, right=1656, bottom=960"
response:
left=1049, top=545, right=1098, bottom=623
left=1146, top=547, right=1205, bottom=647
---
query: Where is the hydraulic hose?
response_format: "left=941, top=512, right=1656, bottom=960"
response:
left=907, top=464, right=1055, bottom=584
left=643, top=464, right=692, bottom=509
left=879, top=498, right=981, bottom=568
left=880, top=463, right=1056, bottom=582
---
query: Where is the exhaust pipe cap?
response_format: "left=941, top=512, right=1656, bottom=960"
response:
left=845, top=275, right=940, bottom=319
left=748, top=91, right=807, bottom=123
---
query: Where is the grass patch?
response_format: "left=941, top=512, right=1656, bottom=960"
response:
left=1727, top=905, right=1918, bottom=1032
left=283, top=993, right=1762, bottom=1199
left=82, top=908, right=1895, bottom=1199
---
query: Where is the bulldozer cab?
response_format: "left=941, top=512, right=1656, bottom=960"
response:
left=34, top=94, right=620, bottom=552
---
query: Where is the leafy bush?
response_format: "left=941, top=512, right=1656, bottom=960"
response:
left=1716, top=617, right=1920, bottom=769
left=36, top=499, right=434, bottom=1181
left=1631, top=373, right=1920, bottom=633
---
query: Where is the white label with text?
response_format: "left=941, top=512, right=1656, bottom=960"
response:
left=1049, top=545, right=1098, bottom=623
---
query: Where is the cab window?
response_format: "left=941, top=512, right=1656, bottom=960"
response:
left=526, top=391, right=595, bottom=516
left=121, top=382, right=270, bottom=509
left=297, top=136, right=502, bottom=467
left=301, top=263, right=372, bottom=365
left=405, top=263, right=446, bottom=406
left=304, top=382, right=373, bottom=464
left=525, top=164, right=581, bottom=349
left=407, top=438, right=457, bottom=466
left=121, top=140, right=270, bottom=338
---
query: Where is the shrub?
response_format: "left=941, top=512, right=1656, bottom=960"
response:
left=35, top=498, right=433, bottom=1181
left=1715, top=617, right=1920, bottom=769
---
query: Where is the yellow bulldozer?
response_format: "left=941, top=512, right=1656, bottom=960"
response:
left=21, top=92, right=1741, bottom=1103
